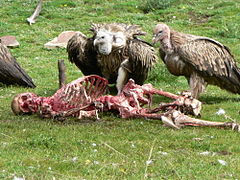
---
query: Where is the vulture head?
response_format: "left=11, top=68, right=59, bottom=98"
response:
left=93, top=30, right=126, bottom=55
left=152, top=23, right=171, bottom=44
left=91, top=23, right=146, bottom=55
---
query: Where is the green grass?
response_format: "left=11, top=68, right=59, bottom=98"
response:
left=1, top=0, right=240, bottom=179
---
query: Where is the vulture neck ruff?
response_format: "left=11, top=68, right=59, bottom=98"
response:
left=97, top=48, right=127, bottom=80
left=94, top=29, right=129, bottom=80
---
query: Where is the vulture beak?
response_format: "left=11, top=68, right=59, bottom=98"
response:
left=152, top=34, right=159, bottom=45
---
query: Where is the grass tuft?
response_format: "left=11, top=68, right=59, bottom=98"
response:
left=140, top=0, right=178, bottom=13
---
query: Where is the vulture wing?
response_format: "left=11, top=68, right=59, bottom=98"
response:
left=177, top=38, right=240, bottom=93
left=125, top=39, right=157, bottom=85
left=0, top=43, right=36, bottom=88
left=67, top=32, right=102, bottom=76
left=159, top=48, right=166, bottom=64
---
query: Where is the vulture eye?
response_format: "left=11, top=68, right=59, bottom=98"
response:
left=101, top=36, right=105, bottom=39
left=158, top=30, right=163, bottom=35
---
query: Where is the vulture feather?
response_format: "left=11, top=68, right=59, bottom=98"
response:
left=67, top=23, right=157, bottom=93
left=0, top=42, right=36, bottom=88
left=153, top=23, right=240, bottom=98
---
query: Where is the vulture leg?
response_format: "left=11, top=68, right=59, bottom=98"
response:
left=116, top=59, right=129, bottom=94
left=189, top=72, right=207, bottom=98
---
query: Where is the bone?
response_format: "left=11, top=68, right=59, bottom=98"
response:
left=78, top=109, right=100, bottom=120
left=161, top=116, right=180, bottom=129
left=27, top=0, right=43, bottom=25
left=161, top=110, right=240, bottom=132
left=58, top=60, right=66, bottom=89
left=12, top=76, right=239, bottom=132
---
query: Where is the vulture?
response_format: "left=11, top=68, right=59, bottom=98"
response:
left=0, top=42, right=36, bottom=88
left=67, top=23, right=157, bottom=94
left=152, top=23, right=240, bottom=98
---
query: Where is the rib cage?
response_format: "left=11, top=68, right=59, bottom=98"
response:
left=54, top=75, right=108, bottom=109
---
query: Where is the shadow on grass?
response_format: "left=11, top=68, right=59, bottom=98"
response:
left=49, top=111, right=120, bottom=125
left=49, top=111, right=162, bottom=126
left=152, top=92, right=240, bottom=105
left=199, top=95, right=240, bottom=104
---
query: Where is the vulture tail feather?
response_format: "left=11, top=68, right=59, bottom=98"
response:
left=0, top=60, right=36, bottom=88
left=232, top=66, right=240, bottom=81
left=12, top=61, right=36, bottom=88
left=0, top=44, right=36, bottom=88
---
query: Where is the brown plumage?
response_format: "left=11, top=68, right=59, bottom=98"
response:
left=153, top=23, right=240, bottom=98
left=0, top=42, right=36, bottom=88
left=67, top=23, right=157, bottom=93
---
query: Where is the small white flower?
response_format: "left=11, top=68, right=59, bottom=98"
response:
left=13, top=177, right=25, bottom=180
left=158, top=151, right=168, bottom=155
left=72, top=157, right=78, bottom=162
left=218, top=159, right=227, bottom=166
left=93, top=161, right=99, bottom=165
left=131, top=144, right=136, bottom=148
left=93, top=149, right=98, bottom=152
left=176, top=91, right=181, bottom=95
left=2, top=142, right=8, bottom=146
left=216, top=108, right=226, bottom=115
left=199, top=151, right=211, bottom=156
left=207, top=6, right=214, bottom=10
left=111, top=163, right=118, bottom=167
left=48, top=167, right=52, bottom=170
left=146, top=160, right=153, bottom=165
left=92, top=143, right=97, bottom=147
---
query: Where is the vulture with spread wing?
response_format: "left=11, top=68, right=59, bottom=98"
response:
left=67, top=23, right=157, bottom=93
left=153, top=23, right=240, bottom=98
left=0, top=42, right=36, bottom=88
